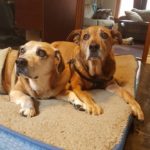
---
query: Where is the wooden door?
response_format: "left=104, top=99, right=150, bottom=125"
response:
left=43, top=0, right=84, bottom=42
left=15, top=0, right=84, bottom=42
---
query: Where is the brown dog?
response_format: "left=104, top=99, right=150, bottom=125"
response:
left=2, top=41, right=83, bottom=117
left=51, top=26, right=144, bottom=120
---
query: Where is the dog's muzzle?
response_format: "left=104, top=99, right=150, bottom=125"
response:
left=16, top=58, right=28, bottom=76
left=89, top=43, right=100, bottom=59
left=16, top=58, right=28, bottom=68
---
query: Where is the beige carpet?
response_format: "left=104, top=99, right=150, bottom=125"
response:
left=0, top=55, right=137, bottom=150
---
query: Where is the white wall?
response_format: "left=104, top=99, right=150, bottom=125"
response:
left=101, top=0, right=116, bottom=15
left=84, top=0, right=117, bottom=15
left=85, top=0, right=102, bottom=5
left=97, top=0, right=102, bottom=6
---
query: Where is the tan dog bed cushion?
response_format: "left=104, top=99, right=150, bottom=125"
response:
left=0, top=55, right=137, bottom=150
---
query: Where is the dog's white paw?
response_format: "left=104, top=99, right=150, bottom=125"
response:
left=20, top=107, right=36, bottom=117
left=74, top=102, right=103, bottom=115
left=72, top=99, right=86, bottom=111
left=71, top=97, right=103, bottom=115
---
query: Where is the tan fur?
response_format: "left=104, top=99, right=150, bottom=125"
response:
left=2, top=50, right=18, bottom=92
left=2, top=41, right=82, bottom=117
left=52, top=26, right=144, bottom=120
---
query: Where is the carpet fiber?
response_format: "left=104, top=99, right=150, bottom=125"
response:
left=0, top=55, right=137, bottom=150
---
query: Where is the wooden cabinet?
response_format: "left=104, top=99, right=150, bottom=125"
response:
left=142, top=23, right=150, bottom=63
left=15, top=0, right=84, bottom=42
left=15, top=0, right=43, bottom=31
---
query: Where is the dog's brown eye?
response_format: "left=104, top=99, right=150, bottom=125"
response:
left=100, top=32, right=109, bottom=39
left=83, top=34, right=90, bottom=40
left=36, top=49, right=47, bottom=58
left=19, top=47, right=26, bottom=55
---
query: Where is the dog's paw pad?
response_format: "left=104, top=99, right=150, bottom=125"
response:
left=19, top=108, right=36, bottom=117
left=20, top=111, right=27, bottom=117
left=73, top=104, right=85, bottom=111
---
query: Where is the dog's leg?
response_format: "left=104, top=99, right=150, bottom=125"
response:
left=9, top=90, right=36, bottom=117
left=106, top=82, right=144, bottom=120
left=72, top=87, right=103, bottom=115
left=69, top=74, right=103, bottom=115
left=56, top=90, right=86, bottom=111
left=57, top=90, right=103, bottom=115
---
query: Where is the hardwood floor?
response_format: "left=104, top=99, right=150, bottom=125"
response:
left=124, top=64, right=150, bottom=150
left=113, top=44, right=144, bottom=59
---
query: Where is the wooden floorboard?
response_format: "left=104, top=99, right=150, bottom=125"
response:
left=125, top=64, right=150, bottom=150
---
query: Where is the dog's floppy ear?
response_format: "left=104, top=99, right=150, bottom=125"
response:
left=54, top=50, right=65, bottom=73
left=111, top=30, right=122, bottom=44
left=66, top=29, right=82, bottom=44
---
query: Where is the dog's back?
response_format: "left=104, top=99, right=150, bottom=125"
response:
left=51, top=41, right=79, bottom=63
left=2, top=49, right=18, bottom=93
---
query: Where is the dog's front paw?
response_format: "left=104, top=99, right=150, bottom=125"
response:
left=131, top=102, right=144, bottom=121
left=86, top=103, right=103, bottom=115
left=20, top=107, right=36, bottom=117
left=72, top=101, right=103, bottom=115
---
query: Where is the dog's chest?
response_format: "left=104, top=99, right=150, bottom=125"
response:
left=29, top=80, right=49, bottom=98
left=29, top=79, right=54, bottom=99
left=82, top=76, right=110, bottom=90
left=29, top=80, right=38, bottom=91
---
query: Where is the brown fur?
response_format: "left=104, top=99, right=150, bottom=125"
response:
left=2, top=41, right=82, bottom=117
left=51, top=26, right=144, bottom=120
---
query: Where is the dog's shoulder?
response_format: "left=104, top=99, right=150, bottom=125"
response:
left=51, top=41, right=80, bottom=64
left=2, top=49, right=18, bottom=93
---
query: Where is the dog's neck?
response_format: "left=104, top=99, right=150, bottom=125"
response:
left=76, top=53, right=103, bottom=77
left=28, top=66, right=70, bottom=99
left=76, top=52, right=115, bottom=80
left=28, top=73, right=52, bottom=98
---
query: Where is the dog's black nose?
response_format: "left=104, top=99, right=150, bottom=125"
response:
left=16, top=58, right=28, bottom=67
left=89, top=43, right=100, bottom=52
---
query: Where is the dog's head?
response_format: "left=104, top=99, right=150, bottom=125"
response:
left=16, top=41, right=65, bottom=79
left=67, top=26, right=122, bottom=76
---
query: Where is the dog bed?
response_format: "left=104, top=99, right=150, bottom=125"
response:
left=0, top=55, right=138, bottom=150
left=0, top=125, right=59, bottom=150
